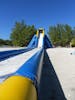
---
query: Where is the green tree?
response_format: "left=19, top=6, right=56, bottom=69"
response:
left=10, top=21, right=36, bottom=46
left=72, top=27, right=75, bottom=38
left=0, top=39, right=12, bottom=46
left=48, top=24, right=72, bottom=47
left=0, top=39, right=5, bottom=46
left=70, top=38, right=75, bottom=47
left=4, top=40, right=12, bottom=46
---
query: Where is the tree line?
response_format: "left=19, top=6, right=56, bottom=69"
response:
left=48, top=24, right=75, bottom=47
left=0, top=21, right=75, bottom=47
left=0, top=39, right=12, bottom=46
left=0, top=21, right=36, bottom=47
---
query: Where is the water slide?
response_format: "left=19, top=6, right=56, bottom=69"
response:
left=0, top=28, right=52, bottom=100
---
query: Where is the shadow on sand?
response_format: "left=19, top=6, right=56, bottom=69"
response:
left=38, top=51, right=66, bottom=100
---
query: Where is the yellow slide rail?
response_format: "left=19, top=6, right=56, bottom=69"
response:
left=0, top=76, right=37, bottom=100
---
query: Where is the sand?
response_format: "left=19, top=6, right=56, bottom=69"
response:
left=47, top=48, right=75, bottom=100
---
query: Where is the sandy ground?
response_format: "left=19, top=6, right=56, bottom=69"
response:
left=46, top=48, right=75, bottom=100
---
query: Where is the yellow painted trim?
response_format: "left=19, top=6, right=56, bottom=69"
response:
left=36, top=28, right=44, bottom=37
left=42, top=30, right=44, bottom=37
left=0, top=76, right=37, bottom=100
left=36, top=30, right=39, bottom=37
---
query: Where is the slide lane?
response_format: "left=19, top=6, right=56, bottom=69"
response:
left=0, top=48, right=40, bottom=78
left=0, top=47, right=34, bottom=61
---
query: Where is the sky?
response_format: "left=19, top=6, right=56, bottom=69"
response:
left=0, top=0, right=75, bottom=39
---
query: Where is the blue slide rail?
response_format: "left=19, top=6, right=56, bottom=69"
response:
left=15, top=48, right=44, bottom=87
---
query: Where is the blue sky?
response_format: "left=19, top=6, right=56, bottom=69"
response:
left=0, top=0, right=75, bottom=39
